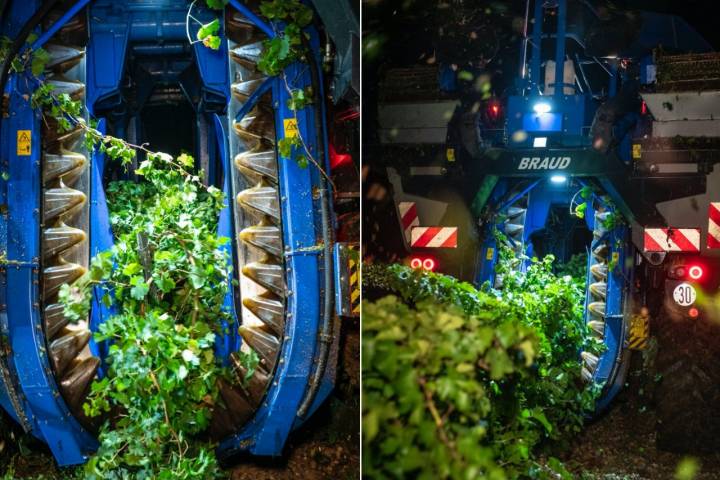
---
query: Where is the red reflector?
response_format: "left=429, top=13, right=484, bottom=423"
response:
left=641, top=100, right=648, bottom=115
left=410, top=257, right=423, bottom=269
left=689, top=307, right=700, bottom=318
left=689, top=265, right=704, bottom=280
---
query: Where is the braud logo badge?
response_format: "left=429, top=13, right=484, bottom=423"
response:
left=518, top=157, right=571, bottom=170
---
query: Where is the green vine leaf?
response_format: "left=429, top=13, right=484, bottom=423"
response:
left=363, top=239, right=603, bottom=478
left=197, top=18, right=222, bottom=50
left=287, top=87, right=313, bottom=110
left=30, top=47, right=49, bottom=76
left=204, top=0, right=228, bottom=10
left=257, top=36, right=291, bottom=76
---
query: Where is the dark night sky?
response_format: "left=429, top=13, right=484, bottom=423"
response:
left=363, top=0, right=720, bottom=68
left=617, top=0, right=720, bottom=49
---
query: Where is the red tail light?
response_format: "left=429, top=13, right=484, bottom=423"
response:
left=329, top=144, right=353, bottom=170
left=410, top=256, right=437, bottom=272
left=688, top=265, right=704, bottom=280
left=422, top=258, right=436, bottom=271
left=487, top=102, right=501, bottom=122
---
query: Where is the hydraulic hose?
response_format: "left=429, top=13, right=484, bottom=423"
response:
left=297, top=34, right=334, bottom=418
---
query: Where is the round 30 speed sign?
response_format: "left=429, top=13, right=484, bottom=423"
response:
left=673, top=282, right=697, bottom=307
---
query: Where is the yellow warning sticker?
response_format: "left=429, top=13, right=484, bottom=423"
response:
left=446, top=148, right=455, bottom=162
left=486, top=247, right=495, bottom=260
left=17, top=130, right=31, bottom=156
left=632, top=143, right=641, bottom=160
left=283, top=118, right=299, bottom=138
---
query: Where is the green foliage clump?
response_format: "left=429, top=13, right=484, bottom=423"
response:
left=257, top=0, right=313, bottom=76
left=197, top=18, right=222, bottom=50
left=60, top=152, right=231, bottom=479
left=362, top=251, right=601, bottom=479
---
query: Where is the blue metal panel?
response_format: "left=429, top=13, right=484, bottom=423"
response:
left=192, top=9, right=230, bottom=111
left=592, top=226, right=629, bottom=411
left=227, top=66, right=322, bottom=456
left=219, top=45, right=329, bottom=454
left=5, top=72, right=97, bottom=465
left=475, top=179, right=508, bottom=286
left=507, top=95, right=593, bottom=148
left=30, top=0, right=93, bottom=51
left=86, top=17, right=130, bottom=113
left=227, top=0, right=275, bottom=38
left=89, top=119, right=115, bottom=372
left=213, top=113, right=240, bottom=360
left=522, top=113, right=562, bottom=132
left=234, top=77, right=273, bottom=122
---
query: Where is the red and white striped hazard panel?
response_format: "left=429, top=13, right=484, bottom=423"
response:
left=410, top=227, right=458, bottom=248
left=643, top=228, right=700, bottom=252
left=398, top=201, right=419, bottom=243
left=709, top=203, right=720, bottom=249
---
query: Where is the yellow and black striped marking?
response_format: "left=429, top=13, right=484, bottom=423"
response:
left=348, top=247, right=360, bottom=316
left=628, top=313, right=649, bottom=350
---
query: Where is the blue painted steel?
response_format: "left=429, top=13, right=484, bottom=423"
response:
left=522, top=112, right=563, bottom=132
left=89, top=118, right=115, bottom=371
left=477, top=174, right=629, bottom=411
left=228, top=0, right=275, bottom=38
left=439, top=65, right=457, bottom=92
left=1, top=0, right=335, bottom=465
left=497, top=178, right=541, bottom=213
left=506, top=94, right=595, bottom=149
left=86, top=10, right=130, bottom=114
left=191, top=9, right=230, bottom=112
left=332, top=243, right=346, bottom=316
left=213, top=113, right=241, bottom=360
left=216, top=1, right=336, bottom=459
left=4, top=70, right=97, bottom=465
left=476, top=179, right=508, bottom=286
left=29, top=0, right=92, bottom=51
left=220, top=61, right=324, bottom=457
left=234, top=77, right=273, bottom=122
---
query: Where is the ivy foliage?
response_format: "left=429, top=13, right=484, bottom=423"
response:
left=255, top=0, right=319, bottom=173
left=204, top=0, right=229, bottom=10
left=60, top=152, right=232, bottom=479
left=0, top=33, right=50, bottom=76
left=197, top=18, right=222, bottom=50
left=362, top=249, right=602, bottom=479
left=257, top=0, right=313, bottom=76
left=1, top=2, right=317, bottom=476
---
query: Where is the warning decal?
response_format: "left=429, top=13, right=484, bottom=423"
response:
left=283, top=118, right=299, bottom=138
left=17, top=130, right=31, bottom=156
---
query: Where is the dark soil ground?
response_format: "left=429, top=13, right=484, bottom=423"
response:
left=0, top=321, right=360, bottom=480
left=564, top=349, right=720, bottom=480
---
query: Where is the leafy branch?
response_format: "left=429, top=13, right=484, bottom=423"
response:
left=254, top=0, right=337, bottom=189
left=363, top=247, right=602, bottom=478
left=2, top=22, right=236, bottom=478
